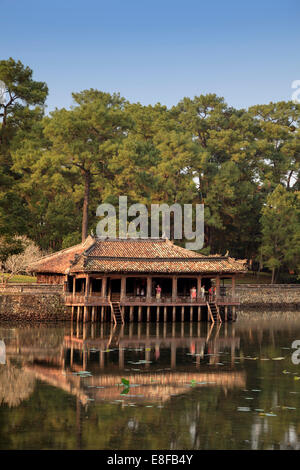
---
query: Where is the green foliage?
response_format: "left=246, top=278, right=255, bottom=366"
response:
left=260, top=185, right=300, bottom=282
left=0, top=59, right=299, bottom=281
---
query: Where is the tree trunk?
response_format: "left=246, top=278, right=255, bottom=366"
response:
left=82, top=171, right=91, bottom=242
left=271, top=267, right=275, bottom=284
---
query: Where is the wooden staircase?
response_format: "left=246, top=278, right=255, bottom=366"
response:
left=110, top=293, right=124, bottom=325
left=207, top=301, right=222, bottom=323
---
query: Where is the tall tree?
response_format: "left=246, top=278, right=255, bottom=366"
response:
left=0, top=58, right=48, bottom=247
left=0, top=57, right=48, bottom=147
left=43, top=90, right=132, bottom=241
left=249, top=101, right=300, bottom=190
left=172, top=95, right=262, bottom=258
left=260, top=184, right=300, bottom=283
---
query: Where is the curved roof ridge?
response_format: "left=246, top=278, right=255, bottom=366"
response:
left=28, top=235, right=95, bottom=273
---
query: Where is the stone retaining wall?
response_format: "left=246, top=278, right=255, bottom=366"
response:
left=235, top=284, right=300, bottom=309
left=0, top=292, right=68, bottom=322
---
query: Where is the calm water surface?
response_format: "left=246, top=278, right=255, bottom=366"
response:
left=1, top=311, right=300, bottom=450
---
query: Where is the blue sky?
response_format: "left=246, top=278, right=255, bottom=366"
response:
left=1, top=0, right=299, bottom=112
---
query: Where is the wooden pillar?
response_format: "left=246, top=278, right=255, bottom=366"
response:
left=101, top=277, right=107, bottom=298
left=190, top=306, right=193, bottom=322
left=85, top=275, right=90, bottom=297
left=147, top=306, right=150, bottom=322
left=110, top=305, right=114, bottom=323
left=71, top=305, right=74, bottom=322
left=197, top=276, right=202, bottom=298
left=156, top=306, right=160, bottom=323
left=197, top=306, right=201, bottom=322
left=121, top=276, right=126, bottom=301
left=91, top=306, right=96, bottom=323
left=146, top=277, right=152, bottom=299
left=225, top=306, right=228, bottom=322
left=73, top=276, right=76, bottom=295
left=172, top=306, right=176, bottom=322
left=181, top=306, right=184, bottom=322
left=164, top=306, right=167, bottom=322
left=172, top=276, right=177, bottom=300
left=232, top=305, right=236, bottom=321
left=232, top=275, right=236, bottom=298
left=138, top=306, right=142, bottom=322
left=216, top=275, right=220, bottom=298
left=83, top=306, right=88, bottom=323
left=130, top=306, right=134, bottom=322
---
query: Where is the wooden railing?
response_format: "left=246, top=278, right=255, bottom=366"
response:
left=64, top=294, right=109, bottom=305
left=123, top=295, right=208, bottom=304
left=64, top=293, right=240, bottom=305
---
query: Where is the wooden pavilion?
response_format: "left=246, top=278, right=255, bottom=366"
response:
left=29, top=236, right=247, bottom=324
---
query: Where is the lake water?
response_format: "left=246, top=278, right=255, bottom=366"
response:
left=1, top=311, right=300, bottom=450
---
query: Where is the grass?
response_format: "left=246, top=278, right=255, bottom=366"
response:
left=224, top=271, right=273, bottom=285
left=1, top=273, right=37, bottom=283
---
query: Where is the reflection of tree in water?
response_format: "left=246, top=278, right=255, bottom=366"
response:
left=0, top=325, right=66, bottom=350
left=0, top=365, right=34, bottom=407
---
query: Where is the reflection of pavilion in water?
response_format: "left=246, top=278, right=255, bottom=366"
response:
left=19, top=323, right=245, bottom=405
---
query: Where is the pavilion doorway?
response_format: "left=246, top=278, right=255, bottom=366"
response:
left=108, top=278, right=121, bottom=300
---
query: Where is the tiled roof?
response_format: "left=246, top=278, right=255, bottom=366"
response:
left=70, top=257, right=246, bottom=274
left=29, top=237, right=247, bottom=275
left=86, top=238, right=205, bottom=258
left=28, top=236, right=94, bottom=274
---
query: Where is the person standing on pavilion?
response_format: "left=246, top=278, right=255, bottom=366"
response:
left=190, top=286, right=197, bottom=301
left=156, top=284, right=162, bottom=300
